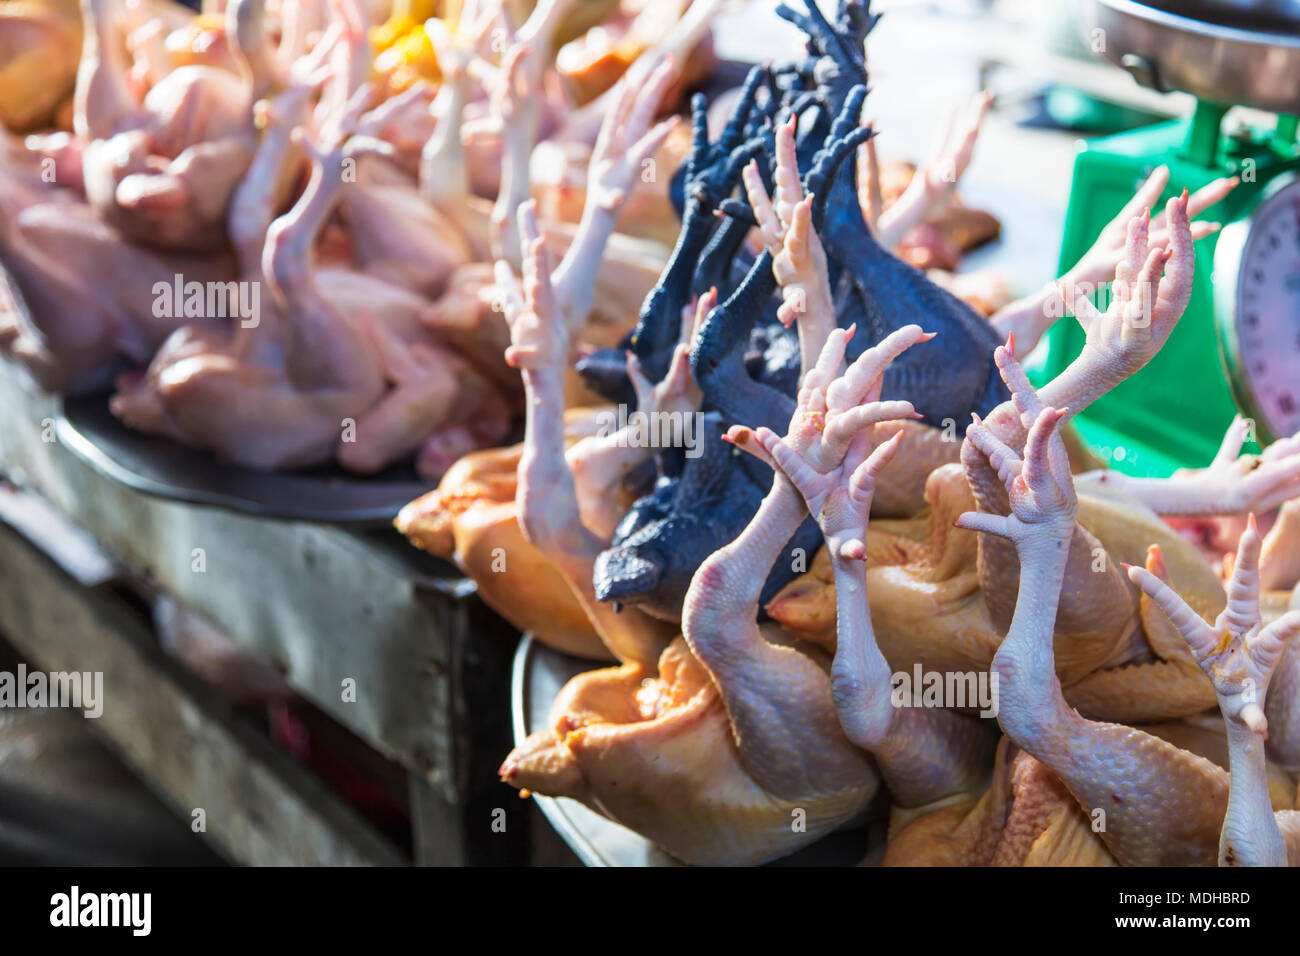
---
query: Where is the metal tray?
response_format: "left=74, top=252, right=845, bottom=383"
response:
left=57, top=392, right=432, bottom=525
left=1083, top=0, right=1300, bottom=113
left=511, top=634, right=877, bottom=867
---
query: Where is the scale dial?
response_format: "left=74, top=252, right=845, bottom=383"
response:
left=1214, top=175, right=1300, bottom=444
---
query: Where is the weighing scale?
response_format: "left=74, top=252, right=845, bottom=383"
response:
left=1045, top=0, right=1300, bottom=476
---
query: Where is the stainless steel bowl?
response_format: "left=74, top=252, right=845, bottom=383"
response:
left=1082, top=0, right=1300, bottom=113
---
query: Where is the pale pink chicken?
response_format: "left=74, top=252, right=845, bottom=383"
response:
left=112, top=82, right=510, bottom=475
left=419, top=23, right=676, bottom=389
left=458, top=0, right=719, bottom=217
left=0, top=139, right=234, bottom=391
left=325, top=53, right=475, bottom=298
left=75, top=0, right=276, bottom=250
left=101, top=0, right=684, bottom=478
left=110, top=85, right=386, bottom=466
left=458, top=0, right=583, bottom=201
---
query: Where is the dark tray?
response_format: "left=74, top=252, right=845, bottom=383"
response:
left=57, top=392, right=432, bottom=525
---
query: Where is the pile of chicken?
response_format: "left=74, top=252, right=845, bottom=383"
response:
left=397, top=17, right=1300, bottom=866
left=15, top=0, right=1297, bottom=867
left=0, top=0, right=732, bottom=477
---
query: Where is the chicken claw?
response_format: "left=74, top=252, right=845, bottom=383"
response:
left=1058, top=192, right=1192, bottom=391
left=1128, top=519, right=1300, bottom=865
left=1065, top=166, right=1235, bottom=290
left=726, top=323, right=931, bottom=472
left=1077, top=417, right=1300, bottom=518
left=1128, top=517, right=1300, bottom=737
left=992, top=169, right=1230, bottom=356
left=741, top=114, right=836, bottom=365
left=875, top=89, right=992, bottom=251
left=955, top=405, right=1075, bottom=547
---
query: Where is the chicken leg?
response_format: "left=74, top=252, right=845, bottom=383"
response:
left=961, top=398, right=1300, bottom=865
left=495, top=201, right=674, bottom=666
left=1128, top=519, right=1300, bottom=865
left=738, top=324, right=997, bottom=808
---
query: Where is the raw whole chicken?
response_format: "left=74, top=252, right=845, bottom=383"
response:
left=480, top=30, right=1300, bottom=860
left=496, top=205, right=882, bottom=864
left=1, top=0, right=719, bottom=479
left=8, top=0, right=1299, bottom=870
left=0, top=0, right=82, bottom=131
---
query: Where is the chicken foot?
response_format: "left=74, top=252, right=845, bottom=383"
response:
left=1129, top=519, right=1300, bottom=864
left=741, top=325, right=997, bottom=808
left=959, top=404, right=1293, bottom=865
left=550, top=56, right=679, bottom=336
left=1078, top=416, right=1300, bottom=519
left=497, top=202, right=674, bottom=666
left=990, top=169, right=1234, bottom=356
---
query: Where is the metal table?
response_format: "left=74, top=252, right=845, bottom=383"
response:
left=0, top=358, right=524, bottom=865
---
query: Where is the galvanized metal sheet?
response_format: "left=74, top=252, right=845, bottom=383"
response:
left=0, top=521, right=407, bottom=866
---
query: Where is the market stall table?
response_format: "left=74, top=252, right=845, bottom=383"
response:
left=0, top=356, right=522, bottom=865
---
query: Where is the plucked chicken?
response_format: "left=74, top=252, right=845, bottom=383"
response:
left=483, top=0, right=1300, bottom=861
left=1, top=0, right=722, bottom=478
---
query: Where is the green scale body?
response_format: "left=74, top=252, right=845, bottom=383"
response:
left=1041, top=102, right=1300, bottom=476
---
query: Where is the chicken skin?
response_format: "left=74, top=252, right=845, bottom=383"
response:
left=958, top=384, right=1300, bottom=865
left=498, top=136, right=1300, bottom=865
left=880, top=378, right=1298, bottom=867
left=497, top=207, right=891, bottom=864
